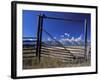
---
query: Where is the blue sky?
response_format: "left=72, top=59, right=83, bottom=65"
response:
left=23, top=10, right=91, bottom=42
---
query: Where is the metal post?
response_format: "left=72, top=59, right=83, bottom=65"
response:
left=84, top=19, right=88, bottom=61
left=36, top=14, right=44, bottom=63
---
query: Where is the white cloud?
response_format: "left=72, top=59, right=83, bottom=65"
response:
left=60, top=38, right=71, bottom=42
left=75, top=35, right=82, bottom=42
left=60, top=33, right=70, bottom=38
left=71, top=37, right=74, bottom=41
left=47, top=38, right=51, bottom=41
left=60, top=35, right=82, bottom=43
left=64, top=33, right=70, bottom=37
left=54, top=37, right=56, bottom=39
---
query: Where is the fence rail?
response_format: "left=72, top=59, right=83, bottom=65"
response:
left=23, top=41, right=90, bottom=63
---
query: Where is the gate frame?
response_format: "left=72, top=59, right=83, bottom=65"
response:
left=36, top=14, right=88, bottom=63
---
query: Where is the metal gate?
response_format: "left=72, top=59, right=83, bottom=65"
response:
left=36, top=14, right=89, bottom=63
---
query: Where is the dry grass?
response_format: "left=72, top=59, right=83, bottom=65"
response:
left=23, top=56, right=90, bottom=69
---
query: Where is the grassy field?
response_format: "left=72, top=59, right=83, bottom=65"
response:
left=23, top=56, right=90, bottom=69
left=23, top=46, right=91, bottom=69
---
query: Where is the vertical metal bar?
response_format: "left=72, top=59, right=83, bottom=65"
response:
left=84, top=19, right=88, bottom=60
left=36, top=14, right=44, bottom=63
left=38, top=15, right=44, bottom=62
left=36, top=15, right=41, bottom=57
